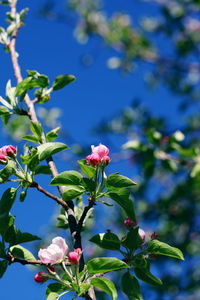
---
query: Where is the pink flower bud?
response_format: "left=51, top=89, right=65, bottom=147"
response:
left=124, top=217, right=137, bottom=228
left=47, top=265, right=56, bottom=274
left=68, top=251, right=80, bottom=265
left=38, top=237, right=68, bottom=264
left=34, top=272, right=47, bottom=283
left=0, top=145, right=17, bottom=157
left=101, top=155, right=111, bottom=165
left=86, top=153, right=100, bottom=166
left=91, top=144, right=109, bottom=159
left=138, top=228, right=146, bottom=241
left=0, top=154, right=7, bottom=164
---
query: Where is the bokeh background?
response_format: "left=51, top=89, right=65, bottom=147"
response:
left=0, top=0, right=200, bottom=299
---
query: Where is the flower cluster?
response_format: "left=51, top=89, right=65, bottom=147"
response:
left=0, top=145, right=16, bottom=164
left=86, top=144, right=111, bottom=166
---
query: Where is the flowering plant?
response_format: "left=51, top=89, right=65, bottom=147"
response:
left=0, top=1, right=184, bottom=300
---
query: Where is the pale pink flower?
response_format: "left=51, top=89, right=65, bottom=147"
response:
left=86, top=144, right=111, bottom=166
left=38, top=237, right=68, bottom=264
left=138, top=228, right=146, bottom=241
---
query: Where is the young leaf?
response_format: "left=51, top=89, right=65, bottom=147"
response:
left=30, top=121, right=43, bottom=140
left=0, top=242, right=6, bottom=259
left=52, top=74, right=76, bottom=91
left=107, top=189, right=136, bottom=221
left=147, top=240, right=184, bottom=260
left=91, top=277, right=117, bottom=300
left=50, top=170, right=83, bottom=186
left=62, top=185, right=85, bottom=201
left=106, top=173, right=137, bottom=189
left=47, top=293, right=59, bottom=300
left=78, top=160, right=96, bottom=178
left=0, top=160, right=16, bottom=183
left=0, top=188, right=17, bottom=215
left=46, top=283, right=69, bottom=298
left=90, top=232, right=121, bottom=250
left=0, top=260, right=8, bottom=278
left=22, top=135, right=39, bottom=143
left=46, top=127, right=60, bottom=142
left=87, top=257, right=128, bottom=274
left=34, top=165, right=51, bottom=175
left=37, top=142, right=68, bottom=161
left=0, top=213, right=14, bottom=236
left=10, top=245, right=36, bottom=261
left=121, top=272, right=143, bottom=300
left=78, top=283, right=91, bottom=297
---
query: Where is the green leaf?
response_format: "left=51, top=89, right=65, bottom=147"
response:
left=30, top=121, right=43, bottom=140
left=19, top=190, right=27, bottom=202
left=0, top=242, right=6, bottom=258
left=0, top=188, right=17, bottom=215
left=46, top=127, right=60, bottom=142
left=22, top=135, right=39, bottom=143
left=78, top=160, right=96, bottom=178
left=5, top=226, right=41, bottom=246
left=121, top=272, right=143, bottom=300
left=91, top=277, right=117, bottom=300
left=134, top=265, right=162, bottom=287
left=10, top=245, right=36, bottom=261
left=90, top=232, right=120, bottom=250
left=0, top=260, right=8, bottom=278
left=37, top=142, right=68, bottom=161
left=0, top=213, right=14, bottom=236
left=121, top=227, right=142, bottom=251
left=34, top=165, right=51, bottom=175
left=107, top=189, right=136, bottom=221
left=0, top=105, right=11, bottom=115
left=106, top=173, right=137, bottom=189
left=147, top=240, right=184, bottom=260
left=16, top=72, right=49, bottom=96
left=46, top=283, right=69, bottom=298
left=50, top=170, right=83, bottom=186
left=52, top=74, right=76, bottom=91
left=87, top=257, right=128, bottom=274
left=0, top=160, right=16, bottom=183
left=62, top=185, right=85, bottom=201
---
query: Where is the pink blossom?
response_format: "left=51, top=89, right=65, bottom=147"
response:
left=34, top=272, right=47, bottom=283
left=0, top=154, right=7, bottom=164
left=86, top=153, right=100, bottom=166
left=68, top=248, right=82, bottom=265
left=91, top=144, right=109, bottom=159
left=0, top=145, right=16, bottom=157
left=138, top=228, right=146, bottom=241
left=86, top=144, right=111, bottom=166
left=38, top=237, right=68, bottom=264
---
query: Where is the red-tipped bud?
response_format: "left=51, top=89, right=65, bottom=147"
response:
left=86, top=153, right=100, bottom=166
left=68, top=249, right=81, bottom=265
left=150, top=232, right=159, bottom=240
left=0, top=154, right=7, bottom=164
left=34, top=272, right=47, bottom=283
left=47, top=265, right=56, bottom=274
left=0, top=145, right=17, bottom=157
left=124, top=217, right=137, bottom=228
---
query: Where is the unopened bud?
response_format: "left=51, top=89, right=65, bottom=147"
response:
left=0, top=154, right=7, bottom=164
left=34, top=272, right=47, bottom=283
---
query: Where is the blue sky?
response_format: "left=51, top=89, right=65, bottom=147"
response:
left=0, top=1, right=183, bottom=299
